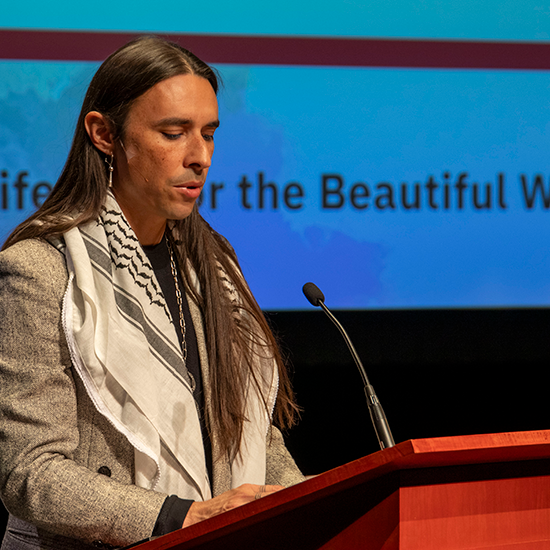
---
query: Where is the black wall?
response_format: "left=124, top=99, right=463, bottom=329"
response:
left=269, top=307, right=550, bottom=474
left=1, top=307, right=549, bottom=535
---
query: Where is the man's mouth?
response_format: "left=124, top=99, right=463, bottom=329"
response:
left=174, top=181, right=204, bottom=199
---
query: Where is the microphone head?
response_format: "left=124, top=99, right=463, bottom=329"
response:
left=302, top=282, right=325, bottom=307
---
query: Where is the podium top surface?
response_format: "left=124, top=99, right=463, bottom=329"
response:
left=375, top=428, right=550, bottom=469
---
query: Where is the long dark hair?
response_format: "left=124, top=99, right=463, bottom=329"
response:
left=3, top=36, right=298, bottom=459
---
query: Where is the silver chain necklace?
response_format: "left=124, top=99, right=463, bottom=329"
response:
left=166, top=235, right=196, bottom=393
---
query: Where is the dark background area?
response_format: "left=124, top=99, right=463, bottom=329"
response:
left=1, top=307, right=549, bottom=535
left=271, top=307, right=549, bottom=474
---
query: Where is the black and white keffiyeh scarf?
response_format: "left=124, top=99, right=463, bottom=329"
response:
left=60, top=194, right=277, bottom=500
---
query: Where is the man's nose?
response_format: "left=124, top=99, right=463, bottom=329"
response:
left=184, top=133, right=212, bottom=169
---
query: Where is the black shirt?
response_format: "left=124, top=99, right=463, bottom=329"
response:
left=142, top=236, right=213, bottom=535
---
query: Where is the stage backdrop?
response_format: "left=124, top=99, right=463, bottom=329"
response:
left=1, top=1, right=550, bottom=310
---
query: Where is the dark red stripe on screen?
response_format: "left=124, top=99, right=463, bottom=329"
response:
left=1, top=29, right=549, bottom=69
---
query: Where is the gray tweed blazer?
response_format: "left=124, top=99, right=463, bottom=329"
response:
left=0, top=239, right=303, bottom=549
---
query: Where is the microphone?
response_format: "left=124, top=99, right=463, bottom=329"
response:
left=302, top=282, right=325, bottom=306
left=302, top=282, right=395, bottom=450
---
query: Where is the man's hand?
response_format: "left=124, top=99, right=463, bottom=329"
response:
left=182, top=484, right=284, bottom=528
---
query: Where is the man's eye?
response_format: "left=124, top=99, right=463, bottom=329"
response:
left=162, top=133, right=181, bottom=140
left=203, top=134, right=215, bottom=142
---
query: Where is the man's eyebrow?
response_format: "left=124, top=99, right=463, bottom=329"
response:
left=155, top=117, right=220, bottom=128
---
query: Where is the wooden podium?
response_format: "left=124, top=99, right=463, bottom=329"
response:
left=133, top=430, right=550, bottom=549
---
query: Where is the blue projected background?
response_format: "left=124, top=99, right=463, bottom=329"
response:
left=2, top=0, right=550, bottom=40
left=1, top=1, right=550, bottom=310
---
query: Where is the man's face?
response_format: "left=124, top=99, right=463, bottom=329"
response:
left=112, top=73, right=219, bottom=245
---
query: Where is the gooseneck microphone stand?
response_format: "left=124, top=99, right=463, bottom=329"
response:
left=302, top=282, right=395, bottom=450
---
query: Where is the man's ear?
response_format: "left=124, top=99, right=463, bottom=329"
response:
left=84, top=111, right=115, bottom=155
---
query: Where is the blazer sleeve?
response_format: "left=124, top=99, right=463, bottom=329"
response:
left=0, top=239, right=168, bottom=547
left=265, top=426, right=305, bottom=487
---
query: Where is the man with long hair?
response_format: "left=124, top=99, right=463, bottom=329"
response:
left=0, top=36, right=303, bottom=549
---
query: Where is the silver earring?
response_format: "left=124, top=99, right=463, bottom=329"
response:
left=105, top=154, right=114, bottom=187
